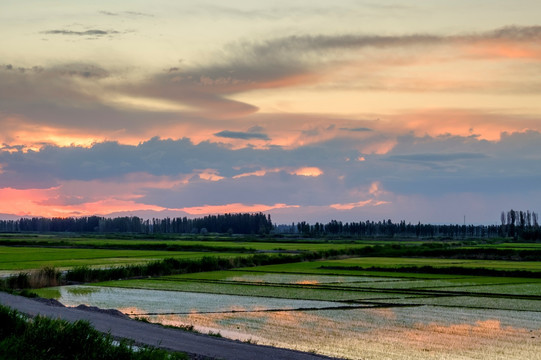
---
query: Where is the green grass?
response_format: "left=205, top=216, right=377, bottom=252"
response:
left=320, top=257, right=541, bottom=270
left=468, top=242, right=541, bottom=250
left=0, top=235, right=379, bottom=252
left=0, top=246, right=243, bottom=271
left=33, top=287, right=61, bottom=299
left=239, top=257, right=541, bottom=274
left=0, top=305, right=188, bottom=359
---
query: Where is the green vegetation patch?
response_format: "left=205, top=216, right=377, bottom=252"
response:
left=0, top=305, right=188, bottom=360
left=425, top=282, right=541, bottom=296
left=0, top=235, right=376, bottom=252
left=32, top=287, right=62, bottom=299
left=0, top=246, right=242, bottom=271
left=319, top=257, right=541, bottom=271
left=235, top=261, right=461, bottom=278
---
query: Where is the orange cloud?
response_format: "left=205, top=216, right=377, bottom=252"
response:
left=330, top=199, right=374, bottom=210
left=330, top=181, right=390, bottom=210
left=0, top=116, right=103, bottom=150
left=291, top=167, right=323, bottom=177
left=384, top=109, right=541, bottom=141
left=0, top=188, right=54, bottom=217
left=179, top=203, right=298, bottom=215
left=196, top=169, right=224, bottom=181
left=463, top=41, right=541, bottom=60
left=233, top=166, right=323, bottom=179
left=0, top=186, right=170, bottom=218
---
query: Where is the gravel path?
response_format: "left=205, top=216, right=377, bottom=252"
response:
left=0, top=292, right=340, bottom=360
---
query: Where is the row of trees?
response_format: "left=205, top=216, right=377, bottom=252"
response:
left=500, top=209, right=539, bottom=238
left=0, top=210, right=538, bottom=239
left=0, top=213, right=273, bottom=235
left=277, top=220, right=502, bottom=238
left=276, top=210, right=539, bottom=239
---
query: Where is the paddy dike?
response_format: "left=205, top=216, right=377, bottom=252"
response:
left=0, top=292, right=341, bottom=360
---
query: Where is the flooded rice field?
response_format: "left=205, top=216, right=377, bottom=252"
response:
left=49, top=285, right=541, bottom=360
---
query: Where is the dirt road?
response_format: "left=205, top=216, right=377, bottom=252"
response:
left=0, top=292, right=340, bottom=360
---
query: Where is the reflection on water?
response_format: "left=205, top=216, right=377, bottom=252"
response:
left=150, top=306, right=541, bottom=360
left=51, top=285, right=541, bottom=360
left=53, top=285, right=348, bottom=314
left=295, top=280, right=319, bottom=285
left=226, top=273, right=373, bottom=284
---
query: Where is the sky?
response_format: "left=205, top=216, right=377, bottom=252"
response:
left=1, top=1, right=540, bottom=225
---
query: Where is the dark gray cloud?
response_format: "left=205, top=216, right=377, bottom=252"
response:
left=7, top=25, right=540, bottom=128
left=242, top=25, right=541, bottom=55
left=195, top=5, right=359, bottom=20
left=214, top=130, right=270, bottom=140
left=141, top=171, right=342, bottom=208
left=99, top=10, right=153, bottom=17
left=340, top=127, right=373, bottom=132
left=386, top=152, right=487, bottom=163
left=136, top=25, right=541, bottom=105
left=481, top=25, right=541, bottom=41
left=1, top=144, right=25, bottom=152
left=2, top=64, right=44, bottom=73
left=1, top=131, right=540, bottom=193
left=99, top=11, right=118, bottom=16
left=0, top=131, right=540, bottom=224
left=41, top=29, right=120, bottom=36
left=47, top=64, right=110, bottom=78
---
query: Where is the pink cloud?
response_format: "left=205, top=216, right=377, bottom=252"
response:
left=233, top=166, right=324, bottom=179
left=0, top=187, right=169, bottom=218
left=178, top=203, right=299, bottom=215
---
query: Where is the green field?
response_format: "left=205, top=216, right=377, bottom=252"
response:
left=0, top=234, right=379, bottom=252
left=468, top=242, right=541, bottom=250
left=238, top=256, right=541, bottom=273
left=0, top=246, right=242, bottom=271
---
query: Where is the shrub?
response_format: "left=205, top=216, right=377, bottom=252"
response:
left=0, top=305, right=188, bottom=360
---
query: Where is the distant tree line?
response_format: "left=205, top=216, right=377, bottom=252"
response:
left=276, top=209, right=540, bottom=240
left=500, top=209, right=540, bottom=240
left=278, top=220, right=501, bottom=238
left=0, top=213, right=273, bottom=235
left=0, top=209, right=539, bottom=240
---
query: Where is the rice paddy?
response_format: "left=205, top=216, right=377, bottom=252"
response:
left=4, top=235, right=541, bottom=359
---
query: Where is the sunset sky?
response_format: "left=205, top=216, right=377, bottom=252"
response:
left=1, top=1, right=540, bottom=224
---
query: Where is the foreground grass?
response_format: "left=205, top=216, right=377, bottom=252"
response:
left=0, top=304, right=187, bottom=360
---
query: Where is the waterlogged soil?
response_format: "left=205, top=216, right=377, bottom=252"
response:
left=36, top=284, right=541, bottom=359
left=173, top=271, right=398, bottom=284
left=33, top=257, right=541, bottom=360
left=44, top=285, right=357, bottom=315
left=178, top=305, right=541, bottom=360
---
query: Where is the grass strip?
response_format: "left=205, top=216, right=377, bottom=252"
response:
left=64, top=254, right=303, bottom=283
left=0, top=239, right=256, bottom=253
left=320, top=265, right=541, bottom=278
